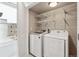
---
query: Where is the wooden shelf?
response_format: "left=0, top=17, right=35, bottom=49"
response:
left=37, top=19, right=52, bottom=23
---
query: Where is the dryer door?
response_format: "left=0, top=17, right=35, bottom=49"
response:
left=44, top=37, right=64, bottom=57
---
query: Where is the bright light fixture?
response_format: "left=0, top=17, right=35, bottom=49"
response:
left=48, top=2, right=57, bottom=7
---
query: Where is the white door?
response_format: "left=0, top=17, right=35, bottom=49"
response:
left=44, top=37, right=64, bottom=57
left=30, top=34, right=42, bottom=57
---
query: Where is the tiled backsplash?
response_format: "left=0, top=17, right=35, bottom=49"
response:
left=8, top=23, right=17, bottom=36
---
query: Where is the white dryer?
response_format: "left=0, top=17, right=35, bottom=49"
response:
left=43, top=30, right=68, bottom=57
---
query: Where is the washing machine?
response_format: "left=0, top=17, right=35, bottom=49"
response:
left=30, top=32, right=46, bottom=57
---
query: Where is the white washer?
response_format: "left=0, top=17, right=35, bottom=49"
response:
left=43, top=30, right=68, bottom=57
left=30, top=32, right=46, bottom=57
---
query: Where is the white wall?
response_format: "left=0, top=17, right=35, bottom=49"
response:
left=29, top=11, right=38, bottom=33
left=77, top=2, right=79, bottom=57
left=0, top=3, right=17, bottom=23
left=17, top=2, right=29, bottom=57
left=0, top=19, right=8, bottom=39
left=17, top=2, right=39, bottom=57
left=77, top=3, right=79, bottom=33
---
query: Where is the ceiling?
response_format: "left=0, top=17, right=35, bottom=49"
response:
left=1, top=2, right=38, bottom=9
left=30, top=2, right=76, bottom=14
left=1, top=2, right=17, bottom=8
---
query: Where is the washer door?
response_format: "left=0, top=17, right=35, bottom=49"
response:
left=30, top=34, right=42, bottom=57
